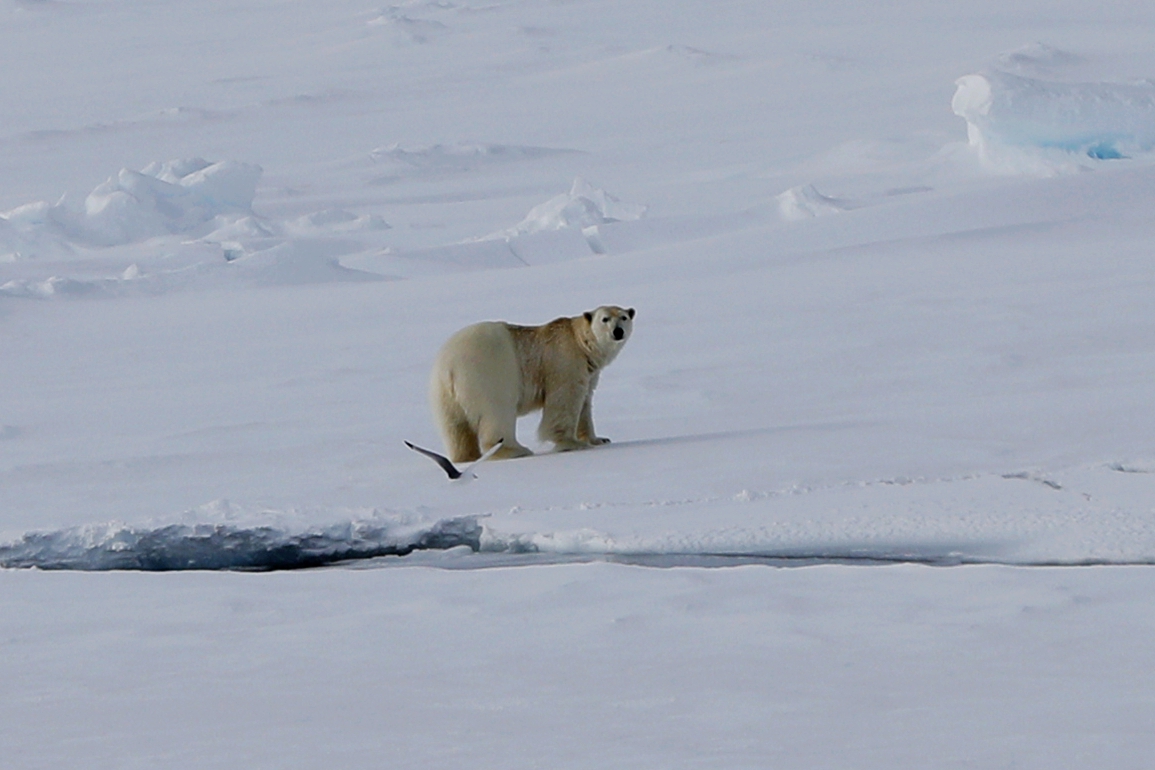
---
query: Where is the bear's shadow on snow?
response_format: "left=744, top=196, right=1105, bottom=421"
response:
left=604, top=420, right=871, bottom=450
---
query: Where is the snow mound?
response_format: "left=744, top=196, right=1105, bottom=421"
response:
left=0, top=158, right=261, bottom=259
left=494, top=177, right=647, bottom=239
left=953, top=71, right=1155, bottom=170
left=775, top=184, right=853, bottom=221
left=0, top=514, right=484, bottom=571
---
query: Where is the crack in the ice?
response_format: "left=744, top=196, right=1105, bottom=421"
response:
left=0, top=516, right=484, bottom=572
left=0, top=466, right=1132, bottom=572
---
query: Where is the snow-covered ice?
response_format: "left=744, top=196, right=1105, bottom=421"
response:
left=4, top=563, right=1155, bottom=768
left=5, top=0, right=1155, bottom=766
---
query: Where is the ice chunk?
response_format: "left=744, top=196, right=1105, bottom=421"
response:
left=177, top=160, right=262, bottom=210
left=953, top=71, right=1155, bottom=164
left=141, top=157, right=214, bottom=184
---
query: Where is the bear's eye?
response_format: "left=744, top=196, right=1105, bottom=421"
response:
left=601, top=317, right=610, bottom=323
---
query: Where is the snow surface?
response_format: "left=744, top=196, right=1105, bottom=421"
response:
left=5, top=0, right=1155, bottom=766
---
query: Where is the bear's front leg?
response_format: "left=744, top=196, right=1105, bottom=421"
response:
left=576, top=394, right=609, bottom=445
left=539, top=383, right=594, bottom=452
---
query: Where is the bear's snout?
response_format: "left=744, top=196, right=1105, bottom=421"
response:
left=613, top=326, right=625, bottom=341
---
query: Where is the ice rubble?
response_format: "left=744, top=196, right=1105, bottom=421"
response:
left=0, top=158, right=261, bottom=260
left=0, top=158, right=398, bottom=294
left=953, top=70, right=1155, bottom=168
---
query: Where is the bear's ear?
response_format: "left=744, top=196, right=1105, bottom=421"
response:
left=584, top=311, right=593, bottom=323
left=627, top=307, right=635, bottom=319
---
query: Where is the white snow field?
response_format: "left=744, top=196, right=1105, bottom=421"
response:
left=5, top=0, right=1155, bottom=766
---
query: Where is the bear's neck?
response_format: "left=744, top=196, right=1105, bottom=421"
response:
left=573, top=318, right=617, bottom=372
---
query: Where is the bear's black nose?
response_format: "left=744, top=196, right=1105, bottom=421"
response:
left=613, top=327, right=624, bottom=340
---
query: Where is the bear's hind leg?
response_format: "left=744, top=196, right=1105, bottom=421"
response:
left=444, top=415, right=482, bottom=463
left=477, top=414, right=533, bottom=460
left=432, top=383, right=482, bottom=463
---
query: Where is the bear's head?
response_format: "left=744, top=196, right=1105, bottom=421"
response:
left=584, top=305, right=635, bottom=352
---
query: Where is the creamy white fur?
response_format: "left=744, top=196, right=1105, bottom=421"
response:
left=430, top=306, right=634, bottom=461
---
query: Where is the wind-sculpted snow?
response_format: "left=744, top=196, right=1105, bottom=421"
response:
left=953, top=70, right=1155, bottom=171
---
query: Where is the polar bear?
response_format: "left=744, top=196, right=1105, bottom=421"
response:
left=430, top=306, right=635, bottom=462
